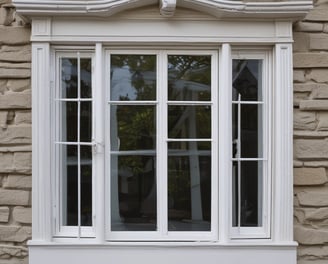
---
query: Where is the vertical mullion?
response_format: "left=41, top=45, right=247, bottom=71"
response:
left=77, top=52, right=81, bottom=238
left=237, top=94, right=241, bottom=231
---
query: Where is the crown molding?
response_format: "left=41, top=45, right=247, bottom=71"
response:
left=12, top=0, right=312, bottom=20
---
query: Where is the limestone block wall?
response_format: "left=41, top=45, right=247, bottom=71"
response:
left=0, top=0, right=31, bottom=263
left=293, top=0, right=328, bottom=263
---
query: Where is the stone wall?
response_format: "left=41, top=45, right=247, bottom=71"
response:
left=293, top=0, right=328, bottom=263
left=0, top=0, right=31, bottom=263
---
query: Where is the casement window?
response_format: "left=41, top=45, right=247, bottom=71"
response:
left=13, top=0, right=312, bottom=263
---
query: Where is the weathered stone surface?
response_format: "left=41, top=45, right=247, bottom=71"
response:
left=294, top=92, right=310, bottom=107
left=6, top=79, right=30, bottom=92
left=294, top=139, right=328, bottom=159
left=0, top=207, right=9, bottom=222
left=13, top=153, right=32, bottom=174
left=294, top=167, right=327, bottom=185
left=0, top=226, right=31, bottom=242
left=294, top=22, right=323, bottom=32
left=3, top=175, right=31, bottom=189
left=294, top=53, right=328, bottom=68
left=13, top=207, right=31, bottom=224
left=0, top=245, right=27, bottom=258
left=305, top=208, right=328, bottom=221
left=310, top=34, right=328, bottom=50
left=0, top=7, right=14, bottom=26
left=317, top=113, right=328, bottom=130
left=0, top=189, right=29, bottom=206
left=0, top=92, right=31, bottom=109
left=294, top=70, right=306, bottom=82
left=15, top=111, right=31, bottom=125
left=300, top=100, right=328, bottom=110
left=0, top=111, right=7, bottom=129
left=0, top=45, right=31, bottom=62
left=305, top=4, right=328, bottom=22
left=293, top=32, right=310, bottom=52
left=294, top=110, right=317, bottom=130
left=0, top=80, right=6, bottom=94
left=307, top=69, right=328, bottom=83
left=304, top=161, right=328, bottom=167
left=294, top=160, right=303, bottom=167
left=295, top=225, right=328, bottom=245
left=0, top=26, right=30, bottom=45
left=311, top=84, right=328, bottom=99
left=0, top=146, right=31, bottom=152
left=294, top=83, right=317, bottom=93
left=0, top=153, right=13, bottom=173
left=294, top=131, right=328, bottom=138
left=298, top=191, right=328, bottom=207
left=0, top=62, right=30, bottom=79
left=0, top=125, right=31, bottom=145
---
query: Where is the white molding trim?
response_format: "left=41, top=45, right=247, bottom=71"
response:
left=160, top=0, right=176, bottom=17
left=13, top=0, right=312, bottom=19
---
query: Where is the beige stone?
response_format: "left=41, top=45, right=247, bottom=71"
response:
left=295, top=225, right=328, bottom=245
left=0, top=26, right=30, bottom=45
left=0, top=207, right=9, bottom=222
left=307, top=69, right=328, bottom=83
left=0, top=153, right=13, bottom=173
left=294, top=139, right=328, bottom=159
left=294, top=53, right=328, bottom=68
left=0, top=189, right=29, bottom=206
left=294, top=70, right=306, bottom=82
left=294, top=131, right=328, bottom=138
left=0, top=45, right=31, bottom=63
left=6, top=79, right=30, bottom=92
left=0, top=146, right=31, bottom=152
left=0, top=92, right=31, bottom=109
left=294, top=83, right=317, bottom=93
left=0, top=226, right=31, bottom=242
left=15, top=111, right=31, bottom=125
left=0, top=80, right=6, bottom=94
left=0, top=245, right=28, bottom=258
left=294, top=22, right=323, bottom=32
left=309, top=33, right=328, bottom=50
left=300, top=100, right=328, bottom=110
left=317, top=113, right=328, bottom=130
left=293, top=32, right=310, bottom=52
left=0, top=7, right=14, bottom=26
left=13, top=152, right=32, bottom=174
left=305, top=208, right=328, bottom=221
left=305, top=3, right=328, bottom=22
left=311, top=84, right=328, bottom=99
left=294, top=92, right=310, bottom=107
left=298, top=191, right=328, bottom=206
left=13, top=207, right=31, bottom=224
left=0, top=111, right=7, bottom=129
left=0, top=62, right=30, bottom=79
left=3, top=175, right=31, bottom=189
left=294, top=160, right=303, bottom=167
left=0, top=126, right=31, bottom=145
left=304, top=161, right=328, bottom=167
left=294, top=110, right=317, bottom=130
left=294, top=167, right=327, bottom=185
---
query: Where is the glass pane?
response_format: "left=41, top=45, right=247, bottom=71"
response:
left=232, top=161, right=263, bottom=227
left=80, top=58, right=92, bottom=98
left=168, top=105, right=211, bottom=139
left=168, top=141, right=211, bottom=231
left=232, top=60, right=262, bottom=101
left=80, top=102, right=92, bottom=142
left=110, top=155, right=157, bottom=231
left=61, top=58, right=78, bottom=98
left=232, top=104, right=263, bottom=158
left=61, top=101, right=77, bottom=142
left=110, top=105, right=156, bottom=151
left=61, top=145, right=78, bottom=226
left=110, top=55, right=156, bottom=101
left=168, top=55, right=211, bottom=101
left=81, top=146, right=92, bottom=226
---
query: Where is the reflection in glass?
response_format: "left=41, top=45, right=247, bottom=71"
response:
left=232, top=104, right=263, bottom=158
left=80, top=58, right=92, bottom=98
left=232, top=60, right=262, bottom=101
left=168, top=105, right=211, bottom=139
left=110, top=55, right=156, bottom=101
left=232, top=161, right=263, bottom=227
left=80, top=102, right=92, bottom=142
left=61, top=102, right=77, bottom=142
left=168, top=141, right=211, bottom=231
left=61, top=58, right=78, bottom=98
left=168, top=55, right=211, bottom=101
left=111, top=155, right=157, bottom=231
left=80, top=146, right=92, bottom=226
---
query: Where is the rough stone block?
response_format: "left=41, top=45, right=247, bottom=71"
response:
left=295, top=225, right=328, bottom=245
left=0, top=26, right=30, bottom=45
left=13, top=153, right=32, bottom=174
left=294, top=92, right=310, bottom=107
left=3, top=175, right=31, bottom=189
left=0, top=111, right=7, bottom=129
left=300, top=100, right=328, bottom=110
left=0, top=153, right=13, bottom=173
left=0, top=92, right=31, bottom=109
left=0, top=245, right=28, bottom=258
left=305, top=3, right=328, bottom=22
left=294, top=22, right=323, bottom=32
left=6, top=79, right=30, bottom=92
left=293, top=32, right=309, bottom=52
left=294, top=131, right=328, bottom=138
left=0, top=207, right=9, bottom=222
left=0, top=226, right=31, bottom=242
left=307, top=69, right=328, bottom=83
left=0, top=6, right=14, bottom=26
left=12, top=207, right=31, bottom=224
left=0, top=45, right=31, bottom=63
left=305, top=208, right=328, bottom=221
left=317, top=113, right=328, bottom=130
left=15, top=111, right=31, bottom=125
left=294, top=160, right=303, bottom=167
left=0, top=126, right=31, bottom=145
left=294, top=70, right=306, bottom=82
left=310, top=33, right=328, bottom=50
left=294, top=110, right=317, bottom=130
left=298, top=191, right=328, bottom=206
left=0, top=62, right=30, bottom=79
left=0, top=189, right=29, bottom=206
left=294, top=167, right=327, bottom=185
left=294, top=83, right=317, bottom=93
left=294, top=139, right=328, bottom=159
left=294, top=53, right=328, bottom=68
left=304, top=161, right=328, bottom=167
left=310, top=84, right=328, bottom=99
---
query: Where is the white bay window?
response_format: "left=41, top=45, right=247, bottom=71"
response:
left=12, top=0, right=312, bottom=263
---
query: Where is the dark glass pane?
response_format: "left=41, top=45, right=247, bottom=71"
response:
left=110, top=105, right=156, bottom=151
left=232, top=104, right=263, bottom=158
left=232, top=161, right=263, bottom=227
left=62, top=145, right=78, bottom=226
left=61, top=102, right=77, bottom=142
left=168, top=141, right=211, bottom=231
left=111, top=155, right=157, bottom=231
left=168, top=55, right=211, bottom=101
left=80, top=58, right=92, bottom=98
left=232, top=60, right=262, bottom=101
left=80, top=102, right=92, bottom=142
left=110, top=55, right=156, bottom=101
left=168, top=105, right=211, bottom=139
left=81, top=146, right=92, bottom=226
left=61, top=58, right=78, bottom=98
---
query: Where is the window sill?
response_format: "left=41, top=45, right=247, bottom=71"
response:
left=28, top=240, right=297, bottom=264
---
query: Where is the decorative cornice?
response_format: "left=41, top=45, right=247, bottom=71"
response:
left=12, top=0, right=312, bottom=20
